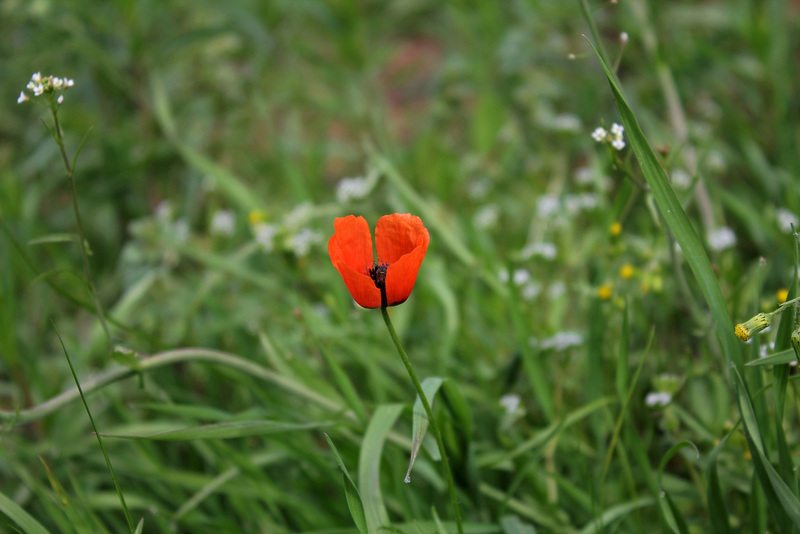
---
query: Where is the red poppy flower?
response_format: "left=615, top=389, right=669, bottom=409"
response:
left=328, top=214, right=430, bottom=308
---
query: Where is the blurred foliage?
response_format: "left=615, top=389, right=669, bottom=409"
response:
left=1, top=0, right=800, bottom=532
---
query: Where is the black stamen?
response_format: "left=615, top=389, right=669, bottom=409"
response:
left=368, top=261, right=389, bottom=308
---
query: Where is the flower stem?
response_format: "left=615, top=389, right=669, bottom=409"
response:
left=380, top=307, right=464, bottom=534
left=48, top=96, right=111, bottom=346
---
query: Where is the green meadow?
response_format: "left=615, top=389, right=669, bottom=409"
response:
left=2, top=1, right=800, bottom=532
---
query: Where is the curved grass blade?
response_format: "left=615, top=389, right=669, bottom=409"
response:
left=745, top=348, right=794, bottom=367
left=407, top=377, right=445, bottom=482
left=578, top=497, right=655, bottom=534
left=324, top=433, right=368, bottom=534
left=52, top=322, right=135, bottom=533
left=0, top=491, right=52, bottom=534
left=101, top=420, right=330, bottom=440
left=656, top=441, right=697, bottom=534
left=660, top=491, right=689, bottom=534
left=585, top=37, right=743, bottom=377
left=359, top=404, right=403, bottom=532
left=706, top=428, right=735, bottom=534
left=734, top=368, right=800, bottom=529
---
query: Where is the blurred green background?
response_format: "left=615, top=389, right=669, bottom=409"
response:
left=2, top=0, right=800, bottom=532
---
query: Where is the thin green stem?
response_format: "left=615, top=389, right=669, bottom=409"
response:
left=48, top=97, right=111, bottom=346
left=380, top=307, right=464, bottom=534
left=52, top=322, right=135, bottom=533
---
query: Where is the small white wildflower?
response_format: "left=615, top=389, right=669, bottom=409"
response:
left=499, top=394, right=521, bottom=414
left=174, top=219, right=190, bottom=243
left=155, top=201, right=173, bottom=221
left=548, top=281, right=566, bottom=299
left=645, top=391, right=672, bottom=408
left=288, top=228, right=322, bottom=257
left=498, top=268, right=509, bottom=284
left=553, top=114, right=582, bottom=132
left=53, top=78, right=64, bottom=89
left=467, top=178, right=491, bottom=199
left=284, top=202, right=313, bottom=229
left=574, top=166, right=593, bottom=185
left=57, top=95, right=64, bottom=104
left=591, top=127, right=607, bottom=142
left=210, top=210, right=236, bottom=236
left=620, top=32, right=629, bottom=44
left=31, top=72, right=42, bottom=84
left=535, top=331, right=583, bottom=351
left=610, top=123, right=624, bottom=137
left=17, top=91, right=29, bottom=104
left=536, top=194, right=561, bottom=219
left=611, top=138, right=626, bottom=151
left=564, top=195, right=583, bottom=215
left=671, top=168, right=692, bottom=189
left=512, top=269, right=530, bottom=286
left=706, top=151, right=726, bottom=173
left=580, top=193, right=599, bottom=209
left=776, top=208, right=799, bottom=234
left=33, top=84, right=44, bottom=96
left=254, top=223, right=278, bottom=252
left=521, top=281, right=541, bottom=300
left=707, top=226, right=737, bottom=252
left=65, top=78, right=74, bottom=87
left=520, top=242, right=557, bottom=260
left=473, top=204, right=499, bottom=230
left=335, top=176, right=371, bottom=203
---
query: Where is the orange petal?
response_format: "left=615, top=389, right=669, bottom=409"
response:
left=375, top=213, right=429, bottom=265
left=379, top=215, right=429, bottom=306
left=328, top=215, right=382, bottom=308
left=330, top=258, right=382, bottom=308
left=330, top=215, right=375, bottom=273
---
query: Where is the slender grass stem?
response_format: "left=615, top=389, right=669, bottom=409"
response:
left=47, top=97, right=111, bottom=346
left=52, top=322, right=135, bottom=533
left=380, top=307, right=464, bottom=534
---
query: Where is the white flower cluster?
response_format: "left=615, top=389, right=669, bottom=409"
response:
left=706, top=226, right=737, bottom=252
left=531, top=331, right=584, bottom=352
left=210, top=210, right=236, bottom=236
left=536, top=193, right=599, bottom=223
left=520, top=241, right=557, bottom=260
left=336, top=176, right=371, bottom=203
left=591, top=123, right=626, bottom=151
left=645, top=391, right=672, bottom=408
left=18, top=72, right=75, bottom=104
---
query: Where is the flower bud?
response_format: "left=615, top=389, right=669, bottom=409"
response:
left=734, top=313, right=771, bottom=342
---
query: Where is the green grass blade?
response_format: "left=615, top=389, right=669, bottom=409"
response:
left=101, top=420, right=330, bottom=440
left=0, top=491, right=52, bottom=534
left=407, top=377, right=445, bottom=481
left=359, top=404, right=403, bottom=532
left=706, top=430, right=734, bottom=534
left=52, top=322, right=135, bottom=533
left=585, top=37, right=743, bottom=376
left=733, top=368, right=800, bottom=529
left=324, top=433, right=369, bottom=534
left=745, top=349, right=795, bottom=367
left=659, top=491, right=689, bottom=534
left=578, top=497, right=655, bottom=534
left=615, top=301, right=630, bottom=401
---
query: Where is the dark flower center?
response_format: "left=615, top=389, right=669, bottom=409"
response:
left=368, top=261, right=389, bottom=308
